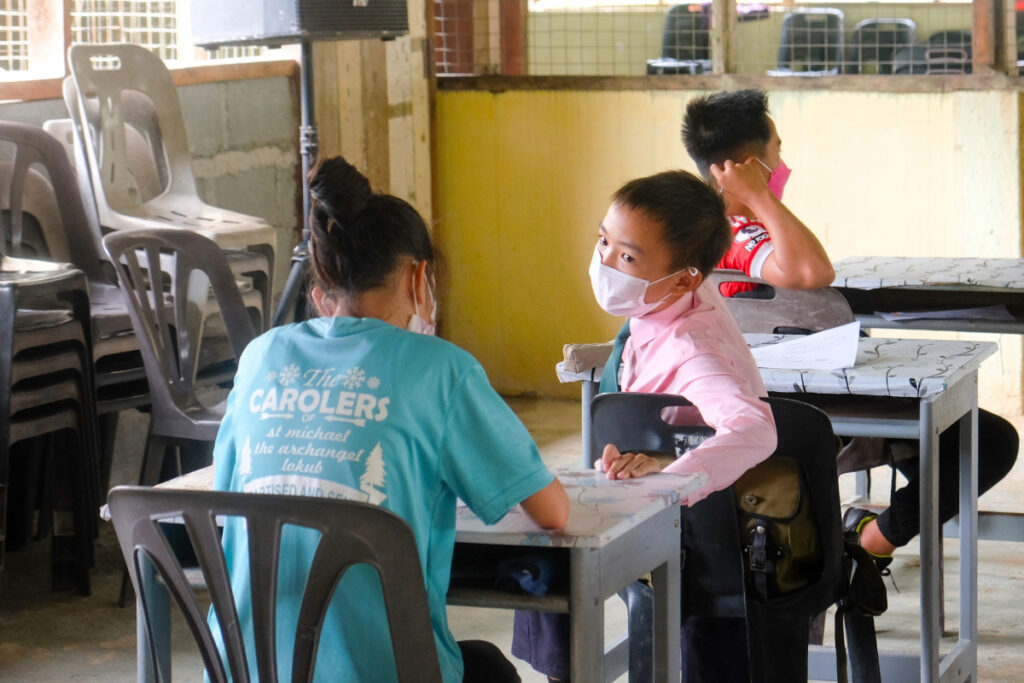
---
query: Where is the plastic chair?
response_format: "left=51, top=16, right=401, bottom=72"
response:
left=769, top=9, right=844, bottom=76
left=0, top=253, right=98, bottom=596
left=65, top=44, right=276, bottom=327
left=924, top=30, right=972, bottom=74
left=844, top=18, right=916, bottom=75
left=102, top=228, right=257, bottom=488
left=892, top=30, right=972, bottom=75
left=0, top=121, right=153, bottom=488
left=646, top=4, right=712, bottom=75
left=588, top=392, right=878, bottom=683
left=709, top=269, right=856, bottom=334
left=107, top=485, right=443, bottom=683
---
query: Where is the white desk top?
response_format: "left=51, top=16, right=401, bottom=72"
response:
left=746, top=335, right=997, bottom=398
left=833, top=256, right=1024, bottom=290
left=153, top=465, right=706, bottom=551
left=456, top=468, right=704, bottom=549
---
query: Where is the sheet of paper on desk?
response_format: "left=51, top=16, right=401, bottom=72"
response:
left=876, top=304, right=1015, bottom=322
left=748, top=321, right=860, bottom=370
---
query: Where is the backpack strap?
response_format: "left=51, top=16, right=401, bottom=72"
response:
left=599, top=320, right=631, bottom=393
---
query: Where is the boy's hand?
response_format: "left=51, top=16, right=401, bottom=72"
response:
left=710, top=158, right=773, bottom=207
left=600, top=443, right=663, bottom=480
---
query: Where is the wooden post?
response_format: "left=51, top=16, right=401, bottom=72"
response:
left=973, top=0, right=996, bottom=73
left=710, top=0, right=736, bottom=75
left=499, top=0, right=527, bottom=75
left=26, top=0, right=69, bottom=75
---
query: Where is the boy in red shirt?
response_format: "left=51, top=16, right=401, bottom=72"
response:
left=682, top=89, right=834, bottom=297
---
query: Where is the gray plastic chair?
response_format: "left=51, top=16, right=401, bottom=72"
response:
left=65, top=44, right=276, bottom=327
left=709, top=269, right=856, bottom=334
left=108, top=486, right=443, bottom=683
left=102, top=228, right=257, bottom=487
left=589, top=392, right=877, bottom=683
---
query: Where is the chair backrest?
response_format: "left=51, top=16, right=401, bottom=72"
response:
left=776, top=9, right=844, bottom=73
left=589, top=392, right=846, bottom=678
left=660, top=4, right=710, bottom=60
left=108, top=486, right=443, bottom=683
left=101, top=228, right=256, bottom=417
left=709, top=269, right=855, bottom=334
left=59, top=76, right=169, bottom=202
left=66, top=43, right=198, bottom=220
left=0, top=121, right=109, bottom=282
left=847, top=18, right=916, bottom=74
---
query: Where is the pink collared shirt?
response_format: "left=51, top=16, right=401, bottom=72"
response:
left=621, top=280, right=777, bottom=505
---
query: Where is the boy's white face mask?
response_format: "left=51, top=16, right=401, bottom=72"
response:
left=588, top=246, right=697, bottom=318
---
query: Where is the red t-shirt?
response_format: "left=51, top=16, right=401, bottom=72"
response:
left=717, top=215, right=775, bottom=298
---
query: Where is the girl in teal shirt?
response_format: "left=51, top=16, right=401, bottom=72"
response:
left=211, top=157, right=568, bottom=682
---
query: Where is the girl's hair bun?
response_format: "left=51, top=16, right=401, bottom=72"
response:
left=308, top=156, right=372, bottom=225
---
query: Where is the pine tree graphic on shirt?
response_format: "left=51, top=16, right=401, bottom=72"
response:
left=239, top=436, right=253, bottom=477
left=359, top=443, right=387, bottom=505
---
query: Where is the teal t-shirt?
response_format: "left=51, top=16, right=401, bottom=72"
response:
left=210, top=317, right=554, bottom=682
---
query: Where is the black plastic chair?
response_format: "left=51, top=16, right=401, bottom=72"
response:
left=0, top=120, right=151, bottom=492
left=646, top=4, right=712, bottom=75
left=892, top=30, right=972, bottom=75
left=769, top=9, right=844, bottom=76
left=0, top=255, right=98, bottom=596
left=107, top=485, right=443, bottom=683
left=844, top=18, right=916, bottom=74
left=588, top=392, right=878, bottom=683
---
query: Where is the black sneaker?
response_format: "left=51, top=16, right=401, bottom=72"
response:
left=842, top=507, right=893, bottom=573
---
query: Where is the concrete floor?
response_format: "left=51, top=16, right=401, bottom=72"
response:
left=2, top=398, right=1024, bottom=681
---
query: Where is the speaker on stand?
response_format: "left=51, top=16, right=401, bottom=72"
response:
left=190, top=0, right=410, bottom=325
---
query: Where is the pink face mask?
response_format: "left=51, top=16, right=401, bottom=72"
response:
left=757, top=158, right=791, bottom=200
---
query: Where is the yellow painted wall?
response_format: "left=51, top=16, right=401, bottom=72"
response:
left=436, top=88, right=1024, bottom=416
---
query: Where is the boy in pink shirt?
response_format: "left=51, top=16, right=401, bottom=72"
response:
left=513, top=169, right=776, bottom=681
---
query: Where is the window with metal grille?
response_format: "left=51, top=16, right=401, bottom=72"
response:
left=0, top=0, right=28, bottom=72
left=433, top=0, right=984, bottom=78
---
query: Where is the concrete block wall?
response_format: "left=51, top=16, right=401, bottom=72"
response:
left=0, top=74, right=301, bottom=296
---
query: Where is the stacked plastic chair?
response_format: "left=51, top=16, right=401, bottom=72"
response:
left=64, top=43, right=276, bottom=330
left=0, top=150, right=99, bottom=594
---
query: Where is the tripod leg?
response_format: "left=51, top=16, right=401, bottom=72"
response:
left=271, top=247, right=308, bottom=327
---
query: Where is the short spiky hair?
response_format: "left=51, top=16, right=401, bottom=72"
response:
left=682, top=89, right=772, bottom=179
left=612, top=169, right=730, bottom=275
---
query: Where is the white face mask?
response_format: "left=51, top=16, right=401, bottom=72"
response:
left=588, top=246, right=697, bottom=318
left=406, top=282, right=437, bottom=336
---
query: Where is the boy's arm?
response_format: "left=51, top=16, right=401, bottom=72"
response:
left=520, top=478, right=569, bottom=529
left=712, top=159, right=834, bottom=291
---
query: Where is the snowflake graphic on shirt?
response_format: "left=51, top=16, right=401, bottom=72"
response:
left=341, top=366, right=366, bottom=389
left=278, top=364, right=300, bottom=386
left=366, top=377, right=380, bottom=390
left=265, top=371, right=277, bottom=383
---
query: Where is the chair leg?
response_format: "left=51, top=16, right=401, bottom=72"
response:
left=618, top=580, right=655, bottom=683
left=843, top=612, right=881, bottom=683
left=97, top=411, right=120, bottom=496
left=809, top=611, right=827, bottom=645
left=138, top=431, right=169, bottom=487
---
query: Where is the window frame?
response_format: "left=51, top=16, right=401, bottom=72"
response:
left=0, top=1, right=299, bottom=103
left=433, top=0, right=1020, bottom=90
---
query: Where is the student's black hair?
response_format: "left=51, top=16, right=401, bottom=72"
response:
left=681, top=89, right=772, bottom=179
left=306, top=156, right=439, bottom=299
left=611, top=169, right=730, bottom=275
